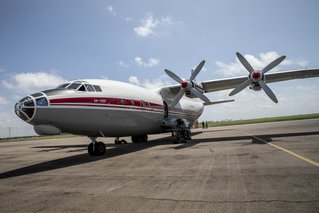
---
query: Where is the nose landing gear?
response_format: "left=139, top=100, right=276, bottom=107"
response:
left=88, top=137, right=106, bottom=156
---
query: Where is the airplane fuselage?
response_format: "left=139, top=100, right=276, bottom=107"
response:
left=15, top=79, right=204, bottom=137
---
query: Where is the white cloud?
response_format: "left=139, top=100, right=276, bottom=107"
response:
left=117, top=57, right=159, bottom=68
left=216, top=51, right=309, bottom=77
left=129, top=76, right=140, bottom=86
left=134, top=14, right=158, bottom=37
left=143, top=78, right=169, bottom=89
left=134, top=57, right=159, bottom=67
left=215, top=60, right=244, bottom=77
left=2, top=71, right=67, bottom=93
left=106, top=5, right=116, bottom=16
left=128, top=75, right=171, bottom=89
left=0, top=96, right=8, bottom=105
left=134, top=13, right=172, bottom=37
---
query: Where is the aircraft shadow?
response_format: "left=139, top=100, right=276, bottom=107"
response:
left=0, top=136, right=174, bottom=180
left=1, top=131, right=318, bottom=179
left=33, top=144, right=88, bottom=152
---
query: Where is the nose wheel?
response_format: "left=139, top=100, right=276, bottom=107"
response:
left=88, top=137, right=106, bottom=156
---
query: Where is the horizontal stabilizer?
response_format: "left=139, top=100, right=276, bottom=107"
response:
left=203, top=99, right=234, bottom=106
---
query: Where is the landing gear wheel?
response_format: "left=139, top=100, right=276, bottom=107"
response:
left=131, top=135, right=148, bottom=143
left=88, top=139, right=106, bottom=156
left=96, top=142, right=106, bottom=155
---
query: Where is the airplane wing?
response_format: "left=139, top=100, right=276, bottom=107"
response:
left=162, top=68, right=319, bottom=96
left=201, top=68, right=319, bottom=93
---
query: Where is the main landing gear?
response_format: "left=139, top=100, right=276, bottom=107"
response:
left=88, top=137, right=106, bottom=156
left=87, top=135, right=148, bottom=156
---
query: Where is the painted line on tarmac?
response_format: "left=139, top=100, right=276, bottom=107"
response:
left=267, top=142, right=319, bottom=167
left=251, top=135, right=319, bottom=168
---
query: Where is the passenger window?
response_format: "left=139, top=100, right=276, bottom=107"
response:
left=78, top=85, right=86, bottom=91
left=85, top=84, right=95, bottom=92
left=93, top=85, right=102, bottom=92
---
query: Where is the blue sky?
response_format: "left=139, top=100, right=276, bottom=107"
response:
left=1, top=0, right=319, bottom=137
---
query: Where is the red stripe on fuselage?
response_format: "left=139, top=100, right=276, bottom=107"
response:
left=49, top=97, right=198, bottom=116
left=50, top=97, right=161, bottom=107
left=50, top=103, right=198, bottom=119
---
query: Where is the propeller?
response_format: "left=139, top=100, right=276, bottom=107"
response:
left=165, top=60, right=210, bottom=107
left=229, top=52, right=286, bottom=103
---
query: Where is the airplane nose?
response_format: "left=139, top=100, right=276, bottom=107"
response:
left=14, top=96, right=36, bottom=122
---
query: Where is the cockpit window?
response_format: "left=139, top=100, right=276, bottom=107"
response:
left=36, top=97, right=48, bottom=106
left=67, top=83, right=81, bottom=90
left=77, top=85, right=86, bottom=91
left=57, top=83, right=70, bottom=89
left=19, top=96, right=32, bottom=103
left=85, top=84, right=95, bottom=92
left=93, top=85, right=102, bottom=92
left=55, top=82, right=102, bottom=92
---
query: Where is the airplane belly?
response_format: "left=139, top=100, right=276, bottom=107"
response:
left=31, top=107, right=165, bottom=137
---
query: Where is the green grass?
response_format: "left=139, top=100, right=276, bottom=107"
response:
left=0, top=134, right=78, bottom=143
left=206, top=113, right=319, bottom=127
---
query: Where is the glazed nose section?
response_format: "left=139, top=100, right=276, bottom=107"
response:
left=14, top=96, right=36, bottom=122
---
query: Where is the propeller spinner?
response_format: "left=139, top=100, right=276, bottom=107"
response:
left=165, top=60, right=210, bottom=107
left=229, top=52, right=286, bottom=103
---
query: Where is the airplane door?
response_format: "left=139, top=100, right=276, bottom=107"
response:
left=163, top=101, right=168, bottom=118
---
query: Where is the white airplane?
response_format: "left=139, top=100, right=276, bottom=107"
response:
left=14, top=52, right=319, bottom=156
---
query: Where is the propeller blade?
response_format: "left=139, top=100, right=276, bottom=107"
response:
left=259, top=81, right=278, bottom=103
left=164, top=69, right=183, bottom=84
left=190, top=60, right=205, bottom=81
left=190, top=88, right=210, bottom=103
left=236, top=52, right=255, bottom=73
left=261, top=55, right=286, bottom=74
left=229, top=79, right=251, bottom=96
left=170, top=88, right=185, bottom=107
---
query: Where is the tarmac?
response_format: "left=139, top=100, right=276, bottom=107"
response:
left=0, top=119, right=318, bottom=212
